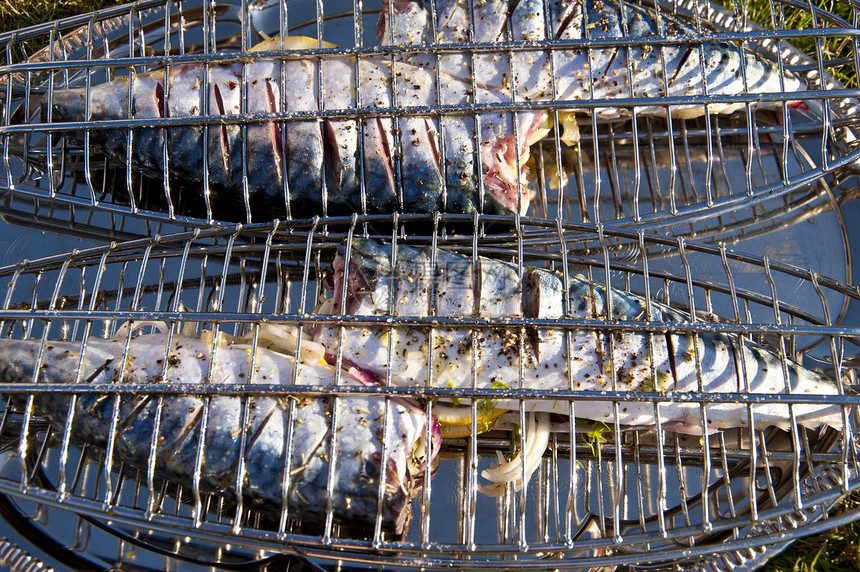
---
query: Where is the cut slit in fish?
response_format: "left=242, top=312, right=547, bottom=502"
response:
left=0, top=331, right=441, bottom=534
left=44, top=0, right=807, bottom=220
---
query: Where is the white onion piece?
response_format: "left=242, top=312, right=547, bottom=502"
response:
left=114, top=305, right=201, bottom=340
left=246, top=324, right=326, bottom=363
left=198, top=328, right=240, bottom=348
left=479, top=412, right=551, bottom=497
left=434, top=403, right=474, bottom=426
left=315, top=297, right=334, bottom=316
left=113, top=320, right=169, bottom=339
left=116, top=322, right=325, bottom=364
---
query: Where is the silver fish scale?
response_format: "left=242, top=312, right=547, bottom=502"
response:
left=0, top=220, right=852, bottom=570
left=0, top=0, right=857, bottom=569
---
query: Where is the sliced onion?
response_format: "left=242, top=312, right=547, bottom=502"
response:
left=406, top=407, right=443, bottom=489
left=248, top=35, right=339, bottom=53
left=198, top=328, right=241, bottom=348
left=527, top=114, right=553, bottom=147
left=246, top=324, right=327, bottom=364
left=557, top=112, right=581, bottom=146
left=434, top=403, right=506, bottom=436
left=113, top=320, right=169, bottom=339
left=434, top=403, right=473, bottom=426
left=441, top=424, right=471, bottom=439
left=479, top=412, right=551, bottom=497
left=314, top=297, right=334, bottom=316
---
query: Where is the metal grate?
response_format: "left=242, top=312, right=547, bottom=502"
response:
left=0, top=218, right=855, bottom=570
left=0, top=0, right=858, bottom=568
left=0, top=0, right=857, bottom=236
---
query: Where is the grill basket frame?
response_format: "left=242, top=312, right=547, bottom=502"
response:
left=0, top=218, right=854, bottom=570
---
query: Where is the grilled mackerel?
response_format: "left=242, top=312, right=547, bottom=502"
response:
left=0, top=332, right=439, bottom=533
left=47, top=0, right=804, bottom=219
left=313, top=239, right=844, bottom=435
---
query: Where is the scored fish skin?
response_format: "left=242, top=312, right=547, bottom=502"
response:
left=0, top=333, right=436, bottom=534
left=47, top=37, right=545, bottom=218
left=49, top=0, right=806, bottom=219
left=379, top=0, right=551, bottom=214
left=379, top=0, right=806, bottom=121
left=553, top=0, right=805, bottom=120
left=314, top=239, right=844, bottom=435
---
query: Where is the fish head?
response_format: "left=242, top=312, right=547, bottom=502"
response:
left=480, top=111, right=551, bottom=215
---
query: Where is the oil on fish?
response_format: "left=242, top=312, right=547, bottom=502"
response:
left=0, top=330, right=440, bottom=533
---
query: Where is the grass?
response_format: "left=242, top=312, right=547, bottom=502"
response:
left=0, top=0, right=126, bottom=33
left=0, top=0, right=858, bottom=570
left=737, top=0, right=859, bottom=88
left=0, top=0, right=128, bottom=58
left=761, top=492, right=860, bottom=572
left=0, top=0, right=856, bottom=87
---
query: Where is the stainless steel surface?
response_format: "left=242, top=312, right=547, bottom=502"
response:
left=0, top=218, right=855, bottom=570
left=0, top=0, right=857, bottom=569
left=0, top=538, right=53, bottom=572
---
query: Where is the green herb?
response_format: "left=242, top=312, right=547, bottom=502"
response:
left=447, top=380, right=462, bottom=406
left=760, top=489, right=860, bottom=571
left=580, top=421, right=612, bottom=457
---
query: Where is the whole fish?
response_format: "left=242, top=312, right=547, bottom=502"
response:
left=0, top=331, right=439, bottom=534
left=46, top=0, right=804, bottom=220
left=47, top=36, right=547, bottom=219
left=313, top=239, right=844, bottom=436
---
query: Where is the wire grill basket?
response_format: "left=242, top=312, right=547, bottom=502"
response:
left=0, top=0, right=858, bottom=568
left=0, top=0, right=858, bottom=237
left=0, top=218, right=856, bottom=570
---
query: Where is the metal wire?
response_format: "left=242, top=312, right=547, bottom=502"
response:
left=0, top=538, right=53, bottom=572
left=0, top=0, right=857, bottom=568
left=0, top=0, right=856, bottom=236
left=0, top=218, right=853, bottom=570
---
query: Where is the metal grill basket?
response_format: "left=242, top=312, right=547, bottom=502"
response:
left=0, top=0, right=858, bottom=238
left=0, top=218, right=855, bottom=570
left=0, top=0, right=858, bottom=569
